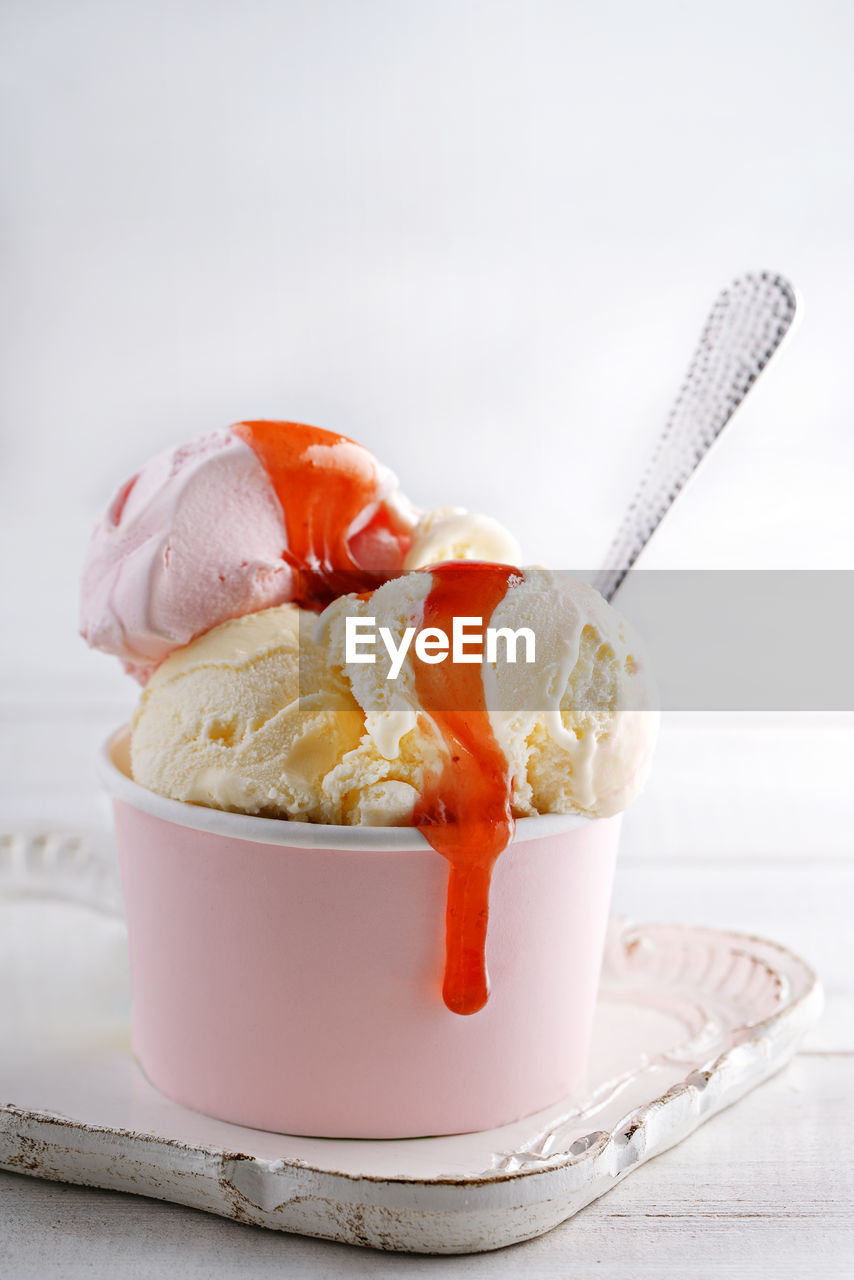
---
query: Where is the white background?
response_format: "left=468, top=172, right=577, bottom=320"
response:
left=1, top=2, right=853, bottom=1273
left=2, top=0, right=854, bottom=700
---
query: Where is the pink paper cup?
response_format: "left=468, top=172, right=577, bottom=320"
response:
left=100, top=728, right=620, bottom=1139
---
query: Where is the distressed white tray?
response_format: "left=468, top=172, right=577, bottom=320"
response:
left=0, top=830, right=822, bottom=1254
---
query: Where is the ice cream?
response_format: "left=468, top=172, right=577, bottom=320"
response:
left=83, top=419, right=656, bottom=1018
left=131, top=571, right=654, bottom=827
left=130, top=563, right=656, bottom=1013
left=129, top=605, right=365, bottom=821
left=80, top=420, right=520, bottom=681
left=403, top=507, right=521, bottom=570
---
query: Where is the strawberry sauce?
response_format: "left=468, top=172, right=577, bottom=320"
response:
left=231, top=422, right=518, bottom=1017
left=232, top=420, right=410, bottom=607
left=412, top=562, right=519, bottom=1015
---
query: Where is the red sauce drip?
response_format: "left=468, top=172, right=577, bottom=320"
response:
left=412, top=562, right=518, bottom=1015
left=232, top=420, right=411, bottom=608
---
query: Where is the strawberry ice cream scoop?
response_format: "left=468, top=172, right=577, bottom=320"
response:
left=79, top=422, right=418, bottom=681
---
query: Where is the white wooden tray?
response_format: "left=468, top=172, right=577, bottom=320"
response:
left=0, top=830, right=822, bottom=1254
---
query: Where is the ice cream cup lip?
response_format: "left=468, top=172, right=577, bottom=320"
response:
left=99, top=726, right=593, bottom=851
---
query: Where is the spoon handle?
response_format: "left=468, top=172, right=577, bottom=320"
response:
left=593, top=272, right=798, bottom=603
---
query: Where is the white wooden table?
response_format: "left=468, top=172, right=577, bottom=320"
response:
left=1, top=700, right=852, bottom=1276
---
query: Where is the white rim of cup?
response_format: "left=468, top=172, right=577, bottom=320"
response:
left=99, top=727, right=591, bottom=851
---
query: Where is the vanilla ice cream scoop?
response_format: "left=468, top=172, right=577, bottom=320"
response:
left=130, top=605, right=367, bottom=821
left=318, top=567, right=657, bottom=821
left=404, top=508, right=521, bottom=570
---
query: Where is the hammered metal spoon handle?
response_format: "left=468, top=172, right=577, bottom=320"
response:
left=593, top=272, right=798, bottom=603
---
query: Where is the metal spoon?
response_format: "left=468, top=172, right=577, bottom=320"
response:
left=592, top=272, right=799, bottom=604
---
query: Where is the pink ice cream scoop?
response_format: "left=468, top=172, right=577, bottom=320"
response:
left=79, top=422, right=418, bottom=681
